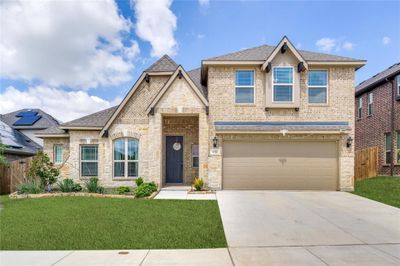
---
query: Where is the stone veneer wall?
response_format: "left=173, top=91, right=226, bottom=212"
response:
left=42, top=137, right=70, bottom=177
left=162, top=116, right=199, bottom=185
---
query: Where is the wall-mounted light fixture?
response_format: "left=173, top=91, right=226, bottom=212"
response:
left=346, top=136, right=353, bottom=148
left=213, top=136, right=218, bottom=148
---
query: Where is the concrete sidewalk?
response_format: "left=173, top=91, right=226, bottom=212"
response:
left=2, top=245, right=400, bottom=265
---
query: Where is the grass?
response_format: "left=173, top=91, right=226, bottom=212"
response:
left=352, top=176, right=400, bottom=208
left=0, top=196, right=227, bottom=250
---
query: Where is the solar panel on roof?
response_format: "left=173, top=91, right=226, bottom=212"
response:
left=16, top=111, right=38, bottom=117
left=13, top=115, right=41, bottom=126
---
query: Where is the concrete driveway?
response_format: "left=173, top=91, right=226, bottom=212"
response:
left=217, top=191, right=400, bottom=265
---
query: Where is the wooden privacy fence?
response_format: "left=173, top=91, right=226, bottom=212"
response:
left=0, top=157, right=33, bottom=195
left=355, top=147, right=379, bottom=180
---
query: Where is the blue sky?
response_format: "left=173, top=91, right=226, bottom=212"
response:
left=1, top=0, right=399, bottom=121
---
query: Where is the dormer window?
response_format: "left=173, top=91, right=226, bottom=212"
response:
left=273, top=67, right=293, bottom=102
left=235, top=70, right=255, bottom=104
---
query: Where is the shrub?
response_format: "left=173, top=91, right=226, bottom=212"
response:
left=135, top=177, right=144, bottom=187
left=193, top=177, right=204, bottom=191
left=0, top=144, right=7, bottom=166
left=134, top=182, right=157, bottom=198
left=85, top=177, right=104, bottom=193
left=28, top=151, right=59, bottom=191
left=58, top=179, right=82, bottom=192
left=117, top=186, right=130, bottom=194
left=16, top=181, right=42, bottom=194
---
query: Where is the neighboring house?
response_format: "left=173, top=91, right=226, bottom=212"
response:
left=38, top=36, right=366, bottom=191
left=1, top=109, right=61, bottom=146
left=355, top=63, right=400, bottom=176
left=0, top=109, right=60, bottom=161
left=0, top=120, right=41, bottom=161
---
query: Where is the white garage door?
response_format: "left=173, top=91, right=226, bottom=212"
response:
left=223, top=140, right=338, bottom=190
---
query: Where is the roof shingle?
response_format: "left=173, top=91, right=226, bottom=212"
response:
left=1, top=109, right=60, bottom=130
left=61, top=106, right=118, bottom=128
left=356, top=62, right=400, bottom=94
left=145, top=55, right=178, bottom=72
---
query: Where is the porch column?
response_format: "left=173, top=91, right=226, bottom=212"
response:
left=148, top=113, right=163, bottom=186
left=198, top=112, right=209, bottom=183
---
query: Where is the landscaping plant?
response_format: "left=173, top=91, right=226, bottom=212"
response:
left=58, top=178, right=82, bottom=192
left=135, top=177, right=144, bottom=187
left=0, top=144, right=8, bottom=166
left=116, top=186, right=131, bottom=194
left=16, top=181, right=42, bottom=194
left=28, top=151, right=59, bottom=192
left=134, top=182, right=157, bottom=198
left=193, top=177, right=204, bottom=191
left=85, top=177, right=104, bottom=193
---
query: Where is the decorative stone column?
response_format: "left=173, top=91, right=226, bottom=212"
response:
left=198, top=112, right=209, bottom=183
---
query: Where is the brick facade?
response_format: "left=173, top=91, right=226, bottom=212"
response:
left=355, top=80, right=400, bottom=176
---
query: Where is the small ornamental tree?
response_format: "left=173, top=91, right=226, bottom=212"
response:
left=28, top=151, right=59, bottom=192
left=0, top=144, right=7, bottom=166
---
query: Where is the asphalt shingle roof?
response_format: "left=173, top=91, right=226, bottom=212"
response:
left=61, top=106, right=118, bottom=128
left=356, top=62, right=400, bottom=94
left=145, top=55, right=179, bottom=72
left=187, top=67, right=207, bottom=98
left=1, top=109, right=60, bottom=130
left=37, top=126, right=67, bottom=135
left=205, top=44, right=364, bottom=62
left=0, top=120, right=41, bottom=155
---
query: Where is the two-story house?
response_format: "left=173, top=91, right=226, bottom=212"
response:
left=355, top=63, right=400, bottom=176
left=37, top=37, right=366, bottom=191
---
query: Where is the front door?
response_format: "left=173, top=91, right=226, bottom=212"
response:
left=166, top=136, right=183, bottom=183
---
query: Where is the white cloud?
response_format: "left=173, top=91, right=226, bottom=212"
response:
left=0, top=86, right=121, bottom=122
left=196, top=34, right=205, bottom=39
left=0, top=0, right=138, bottom=89
left=382, top=36, right=391, bottom=45
left=198, top=0, right=210, bottom=7
left=316, top=38, right=337, bottom=53
left=316, top=38, right=355, bottom=53
left=132, top=0, right=177, bottom=57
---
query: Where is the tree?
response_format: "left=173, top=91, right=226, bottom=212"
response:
left=28, top=151, right=59, bottom=192
left=0, top=144, right=7, bottom=166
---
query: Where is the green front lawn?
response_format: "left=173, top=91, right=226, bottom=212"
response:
left=0, top=196, right=227, bottom=250
left=352, top=176, right=400, bottom=208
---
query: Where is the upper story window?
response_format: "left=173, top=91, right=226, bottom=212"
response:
left=81, top=145, right=98, bottom=177
left=273, top=67, right=293, bottom=102
left=54, top=144, right=63, bottom=164
left=397, top=75, right=400, bottom=97
left=113, top=138, right=139, bottom=179
left=368, top=92, right=373, bottom=116
left=357, top=97, right=362, bottom=119
left=308, top=70, right=328, bottom=104
left=235, top=70, right=255, bottom=104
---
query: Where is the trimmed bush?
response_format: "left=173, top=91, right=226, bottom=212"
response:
left=134, top=182, right=157, bottom=198
left=117, top=186, right=130, bottom=194
left=135, top=177, right=144, bottom=187
left=16, top=181, right=42, bottom=194
left=85, top=177, right=104, bottom=194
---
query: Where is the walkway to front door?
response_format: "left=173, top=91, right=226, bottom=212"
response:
left=166, top=136, right=183, bottom=183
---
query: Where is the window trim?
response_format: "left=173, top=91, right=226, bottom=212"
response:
left=53, top=144, right=63, bottom=164
left=397, top=75, right=400, bottom=97
left=112, top=138, right=139, bottom=179
left=307, top=69, right=329, bottom=105
left=385, top=133, right=392, bottom=165
left=367, top=92, right=373, bottom=116
left=191, top=144, right=199, bottom=168
left=357, top=97, right=363, bottom=119
left=234, top=69, right=256, bottom=105
left=80, top=144, right=99, bottom=178
left=272, top=66, right=294, bottom=103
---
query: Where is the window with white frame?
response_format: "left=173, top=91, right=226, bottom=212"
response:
left=397, top=75, right=400, bottom=97
left=235, top=70, right=255, bottom=104
left=80, top=145, right=98, bottom=177
left=273, top=67, right=293, bottom=102
left=192, top=144, right=199, bottom=168
left=54, top=144, right=63, bottom=164
left=357, top=97, right=362, bottom=119
left=308, top=70, right=328, bottom=104
left=368, top=92, right=373, bottom=116
left=385, top=133, right=392, bottom=165
left=113, top=138, right=139, bottom=178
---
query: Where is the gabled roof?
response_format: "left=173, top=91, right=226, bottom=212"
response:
left=1, top=109, right=60, bottom=130
left=61, top=106, right=118, bottom=129
left=187, top=68, right=208, bottom=98
left=355, top=62, right=400, bottom=96
left=146, top=66, right=209, bottom=114
left=205, top=43, right=365, bottom=62
left=145, top=54, right=179, bottom=72
left=0, top=120, right=41, bottom=155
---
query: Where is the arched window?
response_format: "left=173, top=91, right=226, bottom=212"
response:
left=113, top=138, right=139, bottom=178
